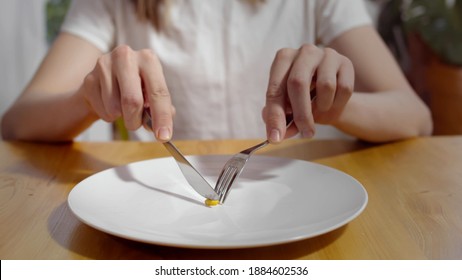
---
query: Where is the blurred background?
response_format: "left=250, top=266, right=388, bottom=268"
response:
left=1, top=0, right=461, bottom=140
left=377, top=0, right=462, bottom=135
left=0, top=0, right=111, bottom=140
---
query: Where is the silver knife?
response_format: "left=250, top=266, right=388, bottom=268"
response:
left=142, top=109, right=219, bottom=200
left=163, top=141, right=219, bottom=200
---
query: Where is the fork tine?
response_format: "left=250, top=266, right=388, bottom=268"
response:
left=222, top=167, right=238, bottom=187
left=219, top=169, right=239, bottom=203
left=214, top=168, right=228, bottom=193
left=214, top=169, right=228, bottom=198
left=215, top=167, right=236, bottom=199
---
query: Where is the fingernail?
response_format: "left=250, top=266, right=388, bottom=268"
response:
left=301, top=129, right=314, bottom=138
left=157, top=127, right=171, bottom=141
left=269, top=129, right=281, bottom=143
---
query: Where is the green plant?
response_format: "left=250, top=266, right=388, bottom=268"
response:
left=383, top=0, right=462, bottom=66
left=46, top=0, right=71, bottom=44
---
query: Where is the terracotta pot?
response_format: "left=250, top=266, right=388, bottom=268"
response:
left=407, top=34, right=462, bottom=135
left=425, top=58, right=462, bottom=135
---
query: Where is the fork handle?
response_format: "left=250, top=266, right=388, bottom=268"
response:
left=285, top=114, right=294, bottom=128
left=240, top=140, right=270, bottom=155
left=241, top=115, right=293, bottom=155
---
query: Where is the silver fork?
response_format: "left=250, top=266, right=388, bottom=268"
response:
left=215, top=115, right=294, bottom=203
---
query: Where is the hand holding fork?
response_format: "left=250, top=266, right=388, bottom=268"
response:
left=214, top=115, right=294, bottom=203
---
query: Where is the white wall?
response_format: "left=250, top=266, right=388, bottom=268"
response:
left=0, top=0, right=48, bottom=120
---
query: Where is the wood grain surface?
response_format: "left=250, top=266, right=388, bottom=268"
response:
left=1, top=137, right=461, bottom=259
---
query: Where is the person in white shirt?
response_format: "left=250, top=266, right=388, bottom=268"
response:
left=1, top=0, right=432, bottom=143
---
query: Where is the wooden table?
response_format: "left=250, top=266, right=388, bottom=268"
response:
left=1, top=137, right=461, bottom=259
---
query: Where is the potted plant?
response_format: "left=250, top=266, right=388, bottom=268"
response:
left=377, top=0, right=462, bottom=135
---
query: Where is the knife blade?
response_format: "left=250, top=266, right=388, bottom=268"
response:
left=142, top=108, right=219, bottom=200
left=163, top=141, right=219, bottom=200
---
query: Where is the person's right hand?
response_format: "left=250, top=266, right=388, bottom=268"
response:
left=80, top=45, right=174, bottom=141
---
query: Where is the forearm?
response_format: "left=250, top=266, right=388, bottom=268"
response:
left=333, top=91, right=433, bottom=143
left=1, top=90, right=98, bottom=142
left=1, top=32, right=106, bottom=142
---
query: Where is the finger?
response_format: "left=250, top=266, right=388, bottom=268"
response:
left=83, top=69, right=112, bottom=122
left=139, top=49, right=173, bottom=142
left=264, top=48, right=297, bottom=143
left=331, top=57, right=354, bottom=111
left=287, top=44, right=323, bottom=138
left=95, top=55, right=122, bottom=122
left=112, top=46, right=144, bottom=130
left=314, top=48, right=339, bottom=112
left=313, top=57, right=354, bottom=123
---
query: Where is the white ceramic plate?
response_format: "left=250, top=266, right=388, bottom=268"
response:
left=68, top=155, right=367, bottom=249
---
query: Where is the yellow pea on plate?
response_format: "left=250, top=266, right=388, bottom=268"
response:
left=204, top=198, right=220, bottom=207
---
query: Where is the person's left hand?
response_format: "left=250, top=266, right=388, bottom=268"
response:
left=262, top=44, right=355, bottom=143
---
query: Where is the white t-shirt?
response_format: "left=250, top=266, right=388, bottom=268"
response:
left=62, top=0, right=372, bottom=140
